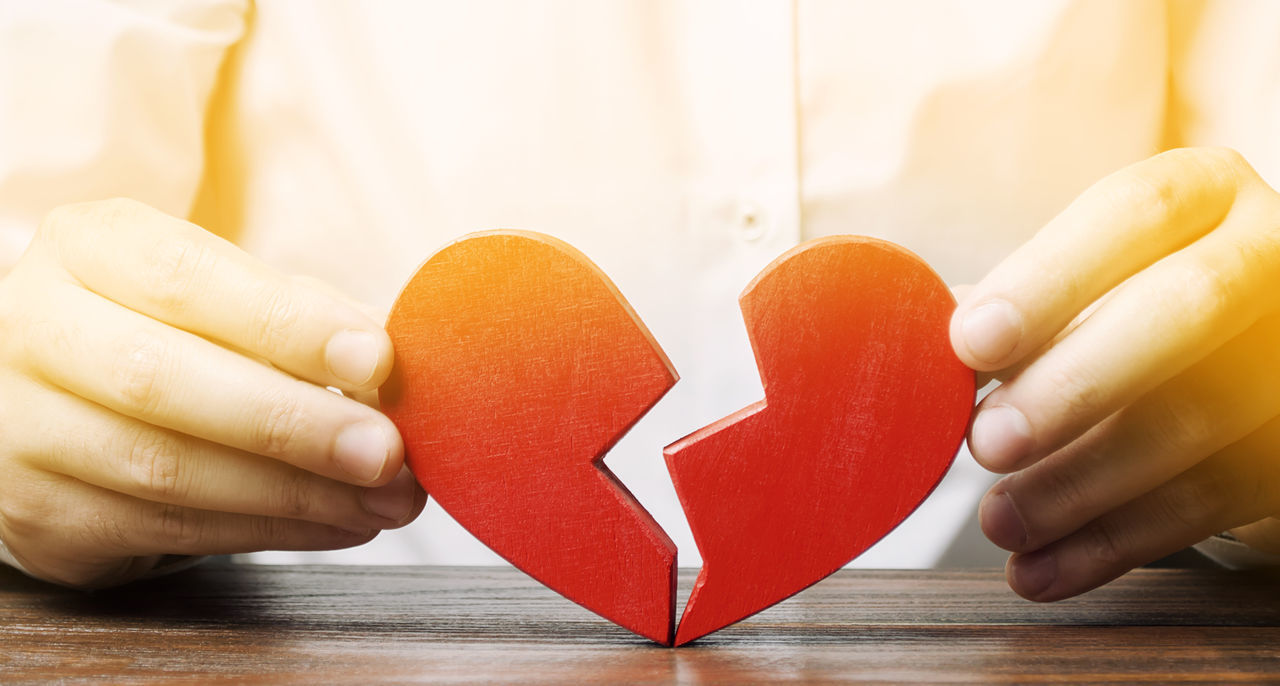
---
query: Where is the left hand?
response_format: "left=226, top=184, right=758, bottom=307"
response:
left=951, top=147, right=1280, bottom=601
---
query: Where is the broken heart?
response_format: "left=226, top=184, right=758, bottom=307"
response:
left=381, top=231, right=974, bottom=646
left=665, top=236, right=975, bottom=644
left=380, top=231, right=678, bottom=644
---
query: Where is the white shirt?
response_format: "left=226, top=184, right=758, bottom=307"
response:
left=2, top=0, right=1279, bottom=570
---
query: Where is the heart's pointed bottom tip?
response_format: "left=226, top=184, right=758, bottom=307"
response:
left=612, top=605, right=673, bottom=647
left=673, top=617, right=715, bottom=647
left=624, top=562, right=675, bottom=646
left=671, top=583, right=731, bottom=647
left=632, top=617, right=673, bottom=647
left=630, top=625, right=672, bottom=647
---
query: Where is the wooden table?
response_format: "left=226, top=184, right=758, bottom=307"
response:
left=2, top=564, right=1278, bottom=683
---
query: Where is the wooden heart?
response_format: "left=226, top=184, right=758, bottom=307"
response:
left=381, top=231, right=678, bottom=645
left=382, top=232, right=972, bottom=646
left=665, top=235, right=975, bottom=644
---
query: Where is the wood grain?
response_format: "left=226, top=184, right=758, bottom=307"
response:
left=666, top=236, right=975, bottom=644
left=3, top=564, right=1277, bottom=683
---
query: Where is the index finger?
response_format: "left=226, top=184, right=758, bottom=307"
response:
left=950, top=147, right=1248, bottom=372
left=38, top=198, right=391, bottom=392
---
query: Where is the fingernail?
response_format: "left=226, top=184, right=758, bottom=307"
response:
left=326, top=329, right=380, bottom=387
left=361, top=469, right=416, bottom=522
left=333, top=422, right=390, bottom=483
left=970, top=405, right=1034, bottom=471
left=980, top=491, right=1027, bottom=550
left=961, top=301, right=1022, bottom=365
left=1011, top=549, right=1057, bottom=599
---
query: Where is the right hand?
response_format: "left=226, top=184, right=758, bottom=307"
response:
left=0, top=199, right=425, bottom=587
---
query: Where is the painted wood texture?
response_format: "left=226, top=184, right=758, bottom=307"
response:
left=381, top=231, right=678, bottom=645
left=4, top=564, right=1279, bottom=683
left=666, top=236, right=976, bottom=645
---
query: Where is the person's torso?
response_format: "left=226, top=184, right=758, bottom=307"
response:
left=187, top=0, right=1217, bottom=567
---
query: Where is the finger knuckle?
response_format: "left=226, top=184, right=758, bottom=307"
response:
left=1167, top=258, right=1243, bottom=325
left=83, top=510, right=133, bottom=551
left=1204, top=146, right=1248, bottom=170
left=0, top=487, right=53, bottom=541
left=1014, top=250, right=1085, bottom=322
left=1157, top=147, right=1252, bottom=188
left=1041, top=360, right=1105, bottom=428
left=36, top=204, right=75, bottom=245
left=1190, top=146, right=1251, bottom=178
left=1220, top=237, right=1280, bottom=315
left=1106, top=167, right=1182, bottom=227
left=148, top=238, right=217, bottom=316
left=156, top=503, right=203, bottom=549
left=19, top=308, right=80, bottom=374
left=1082, top=518, right=1125, bottom=567
left=250, top=515, right=292, bottom=546
left=124, top=429, right=185, bottom=501
left=1161, top=468, right=1233, bottom=533
left=251, top=393, right=307, bottom=458
left=92, top=197, right=151, bottom=232
left=1143, top=391, right=1215, bottom=456
left=251, top=286, right=304, bottom=359
left=1037, top=462, right=1094, bottom=531
left=40, top=198, right=143, bottom=254
left=36, top=202, right=91, bottom=249
left=270, top=471, right=315, bottom=519
left=111, top=331, right=171, bottom=416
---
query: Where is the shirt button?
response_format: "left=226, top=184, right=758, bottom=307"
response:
left=735, top=201, right=770, bottom=242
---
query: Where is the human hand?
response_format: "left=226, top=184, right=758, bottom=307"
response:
left=951, top=148, right=1280, bottom=601
left=0, top=199, right=425, bottom=587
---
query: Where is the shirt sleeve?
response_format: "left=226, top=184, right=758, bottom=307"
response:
left=0, top=0, right=248, bottom=274
left=1195, top=533, right=1280, bottom=570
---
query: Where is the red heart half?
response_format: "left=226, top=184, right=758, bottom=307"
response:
left=381, top=231, right=678, bottom=645
left=665, top=235, right=975, bottom=645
